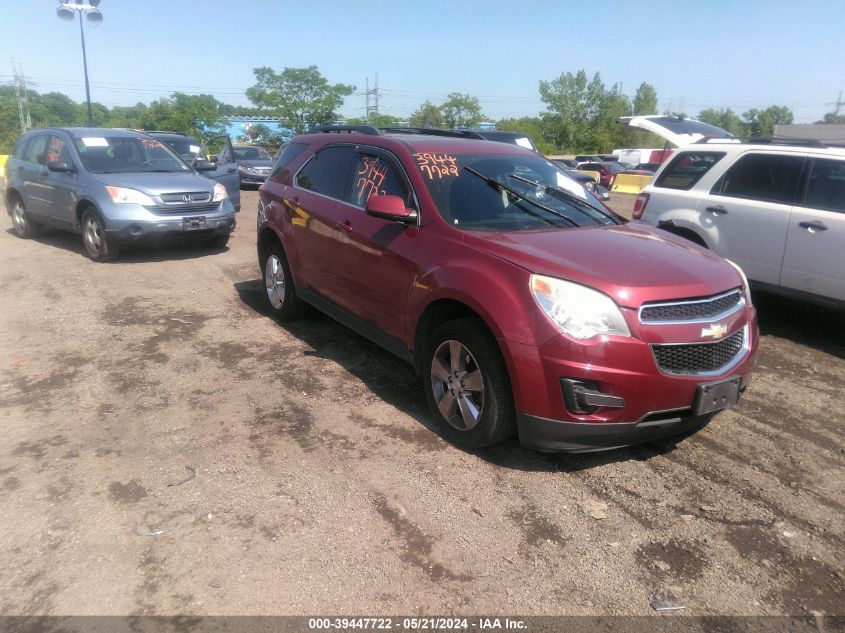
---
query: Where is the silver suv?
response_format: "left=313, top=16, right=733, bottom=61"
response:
left=3, top=127, right=236, bottom=261
left=633, top=140, right=845, bottom=305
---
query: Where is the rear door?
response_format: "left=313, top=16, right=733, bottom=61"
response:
left=18, top=133, right=51, bottom=217
left=703, top=152, right=805, bottom=286
left=780, top=156, right=845, bottom=301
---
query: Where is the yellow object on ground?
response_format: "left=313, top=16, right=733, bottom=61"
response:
left=611, top=173, right=653, bottom=194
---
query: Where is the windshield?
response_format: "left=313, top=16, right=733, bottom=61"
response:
left=416, top=152, right=620, bottom=231
left=73, top=135, right=190, bottom=174
left=159, top=138, right=207, bottom=162
left=234, top=146, right=271, bottom=160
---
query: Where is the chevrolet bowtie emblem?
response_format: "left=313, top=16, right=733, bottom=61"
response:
left=701, top=323, right=728, bottom=340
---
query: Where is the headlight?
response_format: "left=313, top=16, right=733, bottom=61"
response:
left=530, top=274, right=631, bottom=339
left=105, top=186, right=154, bottom=205
left=724, top=259, right=753, bottom=307
left=212, top=183, right=227, bottom=202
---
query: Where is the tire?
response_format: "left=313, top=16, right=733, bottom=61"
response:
left=81, top=209, right=118, bottom=262
left=423, top=318, right=516, bottom=449
left=203, top=233, right=230, bottom=249
left=10, top=196, right=42, bottom=238
left=261, top=241, right=306, bottom=320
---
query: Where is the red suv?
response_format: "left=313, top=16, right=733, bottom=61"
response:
left=257, top=127, right=758, bottom=452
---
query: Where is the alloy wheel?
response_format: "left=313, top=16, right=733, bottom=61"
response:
left=430, top=339, right=485, bottom=431
left=265, top=254, right=286, bottom=309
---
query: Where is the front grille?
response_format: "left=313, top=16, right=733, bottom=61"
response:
left=652, top=329, right=745, bottom=375
left=640, top=290, right=743, bottom=323
left=154, top=191, right=216, bottom=214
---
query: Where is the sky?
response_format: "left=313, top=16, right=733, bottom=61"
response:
left=1, top=0, right=843, bottom=124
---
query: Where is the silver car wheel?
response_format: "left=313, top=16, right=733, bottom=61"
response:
left=265, top=254, right=285, bottom=309
left=12, top=200, right=26, bottom=233
left=430, top=339, right=485, bottom=431
left=83, top=216, right=102, bottom=256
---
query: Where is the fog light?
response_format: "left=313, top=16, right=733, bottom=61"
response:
left=561, top=378, right=625, bottom=414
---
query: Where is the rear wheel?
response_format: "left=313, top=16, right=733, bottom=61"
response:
left=10, top=197, right=42, bottom=238
left=423, top=318, right=516, bottom=449
left=81, top=209, right=118, bottom=262
left=262, top=241, right=306, bottom=320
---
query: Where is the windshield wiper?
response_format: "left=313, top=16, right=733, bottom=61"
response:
left=463, top=166, right=578, bottom=227
left=508, top=173, right=620, bottom=224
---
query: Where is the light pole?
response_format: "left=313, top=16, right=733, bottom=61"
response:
left=56, top=1, right=103, bottom=127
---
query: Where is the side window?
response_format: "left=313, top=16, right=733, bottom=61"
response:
left=295, top=145, right=356, bottom=200
left=803, top=158, right=845, bottom=213
left=713, top=154, right=803, bottom=204
left=46, top=135, right=73, bottom=164
left=11, top=136, right=30, bottom=158
left=348, top=153, right=411, bottom=208
left=23, top=135, right=49, bottom=165
left=654, top=151, right=726, bottom=190
left=269, top=141, right=308, bottom=179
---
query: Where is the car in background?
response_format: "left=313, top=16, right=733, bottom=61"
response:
left=4, top=127, right=235, bottom=261
left=218, top=144, right=274, bottom=186
left=561, top=168, right=611, bottom=200
left=146, top=131, right=241, bottom=212
left=552, top=158, right=579, bottom=169
left=576, top=161, right=627, bottom=188
left=256, top=125, right=758, bottom=452
left=634, top=139, right=845, bottom=305
left=471, top=130, right=539, bottom=152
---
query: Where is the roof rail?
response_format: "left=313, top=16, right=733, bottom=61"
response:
left=140, top=130, right=189, bottom=136
left=381, top=127, right=486, bottom=140
left=747, top=137, right=827, bottom=148
left=308, top=125, right=382, bottom=136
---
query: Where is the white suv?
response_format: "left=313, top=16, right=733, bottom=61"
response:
left=633, top=140, right=845, bottom=305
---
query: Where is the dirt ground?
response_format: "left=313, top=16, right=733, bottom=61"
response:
left=0, top=189, right=842, bottom=618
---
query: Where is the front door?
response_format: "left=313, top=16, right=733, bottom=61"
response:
left=329, top=148, right=418, bottom=342
left=198, top=135, right=241, bottom=211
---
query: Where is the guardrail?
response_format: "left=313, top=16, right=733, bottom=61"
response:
left=611, top=173, right=652, bottom=194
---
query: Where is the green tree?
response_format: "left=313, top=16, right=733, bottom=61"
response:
left=698, top=107, right=746, bottom=136
left=238, top=123, right=290, bottom=152
left=408, top=100, right=444, bottom=128
left=440, top=93, right=484, bottom=129
left=742, top=106, right=793, bottom=138
left=246, top=65, right=354, bottom=134
left=594, top=83, right=633, bottom=152
left=632, top=82, right=658, bottom=115
left=138, top=93, right=226, bottom=139
left=539, top=70, right=607, bottom=151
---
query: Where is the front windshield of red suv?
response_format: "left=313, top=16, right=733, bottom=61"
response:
left=415, top=152, right=620, bottom=231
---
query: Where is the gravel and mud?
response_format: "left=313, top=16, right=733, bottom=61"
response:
left=0, top=190, right=842, bottom=618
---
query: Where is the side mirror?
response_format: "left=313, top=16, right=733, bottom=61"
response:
left=47, top=161, right=74, bottom=173
left=194, top=160, right=217, bottom=172
left=365, top=195, right=417, bottom=223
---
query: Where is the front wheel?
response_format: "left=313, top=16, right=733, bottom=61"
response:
left=81, top=209, right=118, bottom=261
left=423, top=318, right=516, bottom=449
left=262, top=242, right=306, bottom=320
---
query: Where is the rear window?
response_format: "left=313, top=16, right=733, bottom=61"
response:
left=270, top=142, right=308, bottom=179
left=654, top=151, right=726, bottom=190
left=712, top=154, right=803, bottom=204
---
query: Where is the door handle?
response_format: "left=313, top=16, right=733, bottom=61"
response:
left=799, top=221, right=828, bottom=232
left=705, top=205, right=728, bottom=215
left=226, top=167, right=236, bottom=174
left=335, top=220, right=352, bottom=233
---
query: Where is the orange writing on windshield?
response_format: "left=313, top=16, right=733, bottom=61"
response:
left=414, top=153, right=458, bottom=180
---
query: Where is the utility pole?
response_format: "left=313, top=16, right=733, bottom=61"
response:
left=364, top=74, right=379, bottom=122
left=828, top=90, right=844, bottom=117
left=12, top=61, right=32, bottom=134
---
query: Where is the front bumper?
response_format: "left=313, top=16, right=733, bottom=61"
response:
left=505, top=307, right=758, bottom=452
left=100, top=202, right=236, bottom=245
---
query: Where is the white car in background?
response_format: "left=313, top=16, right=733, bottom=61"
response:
left=633, top=139, right=845, bottom=305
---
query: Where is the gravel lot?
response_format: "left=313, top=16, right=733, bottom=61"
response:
left=0, top=189, right=843, bottom=617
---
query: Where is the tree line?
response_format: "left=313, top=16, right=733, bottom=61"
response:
left=2, top=65, right=840, bottom=155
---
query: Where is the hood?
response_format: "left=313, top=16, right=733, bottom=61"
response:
left=619, top=115, right=737, bottom=147
left=462, top=223, right=742, bottom=308
left=93, top=171, right=214, bottom=195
